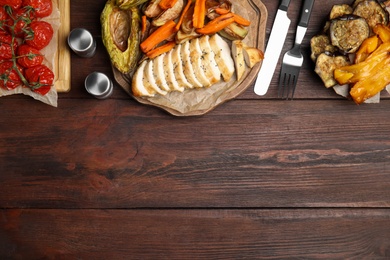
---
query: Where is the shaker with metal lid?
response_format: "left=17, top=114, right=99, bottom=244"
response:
left=85, top=72, right=113, bottom=99
left=68, top=28, right=96, bottom=58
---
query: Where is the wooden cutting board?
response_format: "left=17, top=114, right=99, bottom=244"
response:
left=113, top=0, right=267, bottom=116
left=54, top=0, right=71, bottom=93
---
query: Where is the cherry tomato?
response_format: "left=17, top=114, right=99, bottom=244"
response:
left=25, top=20, right=52, bottom=50
left=0, top=34, right=18, bottom=60
left=7, top=6, right=35, bottom=37
left=17, top=44, right=43, bottom=68
left=0, top=61, right=23, bottom=90
left=24, top=64, right=53, bottom=95
left=22, top=0, right=52, bottom=18
left=0, top=0, right=22, bottom=10
left=0, top=7, right=10, bottom=35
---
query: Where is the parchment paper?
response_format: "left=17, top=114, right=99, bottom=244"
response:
left=0, top=0, right=60, bottom=107
left=113, top=0, right=267, bottom=116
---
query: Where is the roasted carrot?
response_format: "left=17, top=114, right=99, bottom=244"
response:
left=140, top=20, right=178, bottom=53
left=141, top=15, right=147, bottom=34
left=214, top=7, right=230, bottom=15
left=193, top=0, right=206, bottom=29
left=232, top=13, right=251, bottom=26
left=175, top=0, right=192, bottom=31
left=146, top=41, right=176, bottom=59
left=159, top=0, right=178, bottom=10
left=195, top=13, right=235, bottom=35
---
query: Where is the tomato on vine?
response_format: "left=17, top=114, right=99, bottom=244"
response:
left=25, top=20, right=53, bottom=50
left=22, top=0, right=52, bottom=18
left=17, top=44, right=43, bottom=68
left=25, top=64, right=54, bottom=95
left=0, top=34, right=18, bottom=60
left=8, top=6, right=35, bottom=37
left=0, top=0, right=54, bottom=96
left=0, top=7, right=10, bottom=35
left=0, top=61, right=23, bottom=90
left=0, top=0, right=22, bottom=10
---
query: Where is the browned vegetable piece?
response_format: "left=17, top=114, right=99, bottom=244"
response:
left=315, top=53, right=350, bottom=88
left=152, top=0, right=184, bottom=26
left=352, top=0, right=368, bottom=8
left=310, top=34, right=338, bottom=61
left=349, top=59, right=390, bottom=104
left=116, top=0, right=149, bottom=9
left=218, top=22, right=249, bottom=41
left=145, top=0, right=163, bottom=18
left=329, top=15, right=370, bottom=54
left=329, top=4, right=353, bottom=19
left=101, top=0, right=141, bottom=74
left=353, top=0, right=389, bottom=28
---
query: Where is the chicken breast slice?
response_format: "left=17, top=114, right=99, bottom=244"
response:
left=163, top=49, right=184, bottom=92
left=189, top=38, right=211, bottom=87
left=172, top=44, right=193, bottom=89
left=198, top=35, right=221, bottom=85
left=132, top=60, right=155, bottom=97
left=181, top=40, right=203, bottom=88
left=144, top=59, right=167, bottom=96
left=153, top=53, right=170, bottom=91
left=232, top=40, right=246, bottom=81
left=209, top=34, right=235, bottom=82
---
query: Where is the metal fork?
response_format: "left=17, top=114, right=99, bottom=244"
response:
left=279, top=0, right=315, bottom=99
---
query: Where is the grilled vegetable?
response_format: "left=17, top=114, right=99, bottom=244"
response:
left=218, top=22, right=249, bottom=41
left=116, top=0, right=149, bottom=9
left=310, top=34, right=338, bottom=61
left=354, top=34, right=381, bottom=63
left=315, top=53, right=350, bottom=88
left=353, top=0, right=388, bottom=29
left=152, top=0, right=183, bottom=26
left=101, top=0, right=141, bottom=74
left=144, top=0, right=164, bottom=18
left=329, top=4, right=353, bottom=19
left=329, top=15, right=370, bottom=53
left=334, top=27, right=390, bottom=104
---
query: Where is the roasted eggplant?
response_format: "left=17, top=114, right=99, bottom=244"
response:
left=310, top=34, right=338, bottom=61
left=315, top=53, right=351, bottom=88
left=329, top=4, right=353, bottom=19
left=353, top=0, right=389, bottom=28
left=329, top=15, right=370, bottom=54
left=101, top=0, right=141, bottom=74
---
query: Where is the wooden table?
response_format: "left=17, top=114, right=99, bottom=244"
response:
left=1, top=0, right=390, bottom=258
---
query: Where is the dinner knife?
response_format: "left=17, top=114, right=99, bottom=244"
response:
left=254, top=0, right=292, bottom=96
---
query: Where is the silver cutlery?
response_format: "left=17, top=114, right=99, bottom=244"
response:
left=278, top=0, right=315, bottom=99
left=254, top=0, right=292, bottom=96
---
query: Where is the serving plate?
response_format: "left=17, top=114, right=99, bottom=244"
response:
left=113, top=0, right=267, bottom=116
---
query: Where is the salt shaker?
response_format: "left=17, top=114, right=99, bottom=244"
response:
left=85, top=72, right=113, bottom=99
left=67, top=28, right=96, bottom=58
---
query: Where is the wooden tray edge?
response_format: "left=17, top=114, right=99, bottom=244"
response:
left=55, top=0, right=71, bottom=93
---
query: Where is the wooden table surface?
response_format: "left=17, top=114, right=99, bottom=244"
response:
left=1, top=0, right=390, bottom=258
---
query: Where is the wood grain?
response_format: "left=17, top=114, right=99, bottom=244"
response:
left=1, top=209, right=389, bottom=259
left=1, top=99, right=389, bottom=208
left=1, top=0, right=390, bottom=258
left=55, top=0, right=71, bottom=92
